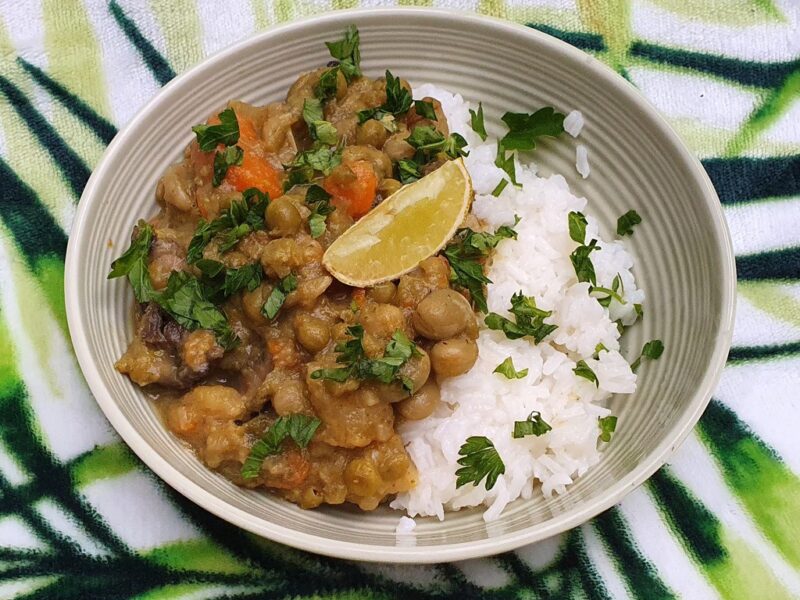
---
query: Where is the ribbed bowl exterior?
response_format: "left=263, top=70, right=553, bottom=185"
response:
left=65, top=8, right=735, bottom=563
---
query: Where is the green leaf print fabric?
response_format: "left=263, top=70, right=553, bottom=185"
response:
left=0, top=1, right=798, bottom=598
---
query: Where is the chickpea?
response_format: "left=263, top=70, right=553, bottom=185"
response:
left=398, top=349, right=430, bottom=394
left=241, top=282, right=271, bottom=325
left=378, top=178, right=402, bottom=198
left=397, top=380, right=440, bottom=420
left=260, top=238, right=295, bottom=278
left=366, top=281, right=396, bottom=304
left=266, top=196, right=302, bottom=236
left=272, top=381, right=309, bottom=415
left=356, top=119, right=388, bottom=148
left=360, top=303, right=405, bottom=340
left=294, top=314, right=331, bottom=353
left=413, top=288, right=475, bottom=340
left=343, top=146, right=392, bottom=179
left=344, top=458, right=382, bottom=497
left=430, top=337, right=478, bottom=378
left=382, top=133, right=414, bottom=162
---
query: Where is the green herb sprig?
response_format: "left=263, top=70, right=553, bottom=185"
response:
left=455, top=436, right=505, bottom=490
left=513, top=411, right=552, bottom=438
left=485, top=291, right=557, bottom=344
left=241, top=414, right=321, bottom=479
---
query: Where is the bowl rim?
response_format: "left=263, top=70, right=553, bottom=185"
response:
left=65, top=7, right=736, bottom=563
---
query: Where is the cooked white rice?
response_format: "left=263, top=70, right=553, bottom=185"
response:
left=564, top=110, right=585, bottom=137
left=576, top=145, right=590, bottom=179
left=391, top=85, right=643, bottom=521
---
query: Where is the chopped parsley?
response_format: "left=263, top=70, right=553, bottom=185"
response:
left=302, top=99, right=338, bottom=145
left=617, top=209, right=642, bottom=237
left=397, top=158, right=421, bottom=184
left=357, top=71, right=412, bottom=124
left=310, top=327, right=420, bottom=391
left=484, top=291, right=557, bottom=344
left=407, top=126, right=468, bottom=161
left=324, top=24, right=361, bottom=81
left=187, top=188, right=269, bottom=263
left=241, top=414, right=321, bottom=479
left=491, top=179, right=509, bottom=197
left=573, top=360, right=598, bottom=386
left=442, top=219, right=519, bottom=313
left=197, top=261, right=263, bottom=303
left=108, top=220, right=156, bottom=303
left=262, top=274, right=298, bottom=320
left=513, top=411, right=552, bottom=438
left=493, top=356, right=528, bottom=379
left=598, top=415, right=617, bottom=442
left=284, top=145, right=342, bottom=189
left=469, top=102, right=487, bottom=141
left=568, top=211, right=588, bottom=244
left=305, top=185, right=335, bottom=238
left=634, top=303, right=643, bottom=319
left=455, top=436, right=505, bottom=491
left=212, top=145, right=243, bottom=187
left=192, top=107, right=240, bottom=151
left=499, top=107, right=565, bottom=152
left=414, top=99, right=437, bottom=120
left=592, top=273, right=626, bottom=307
left=570, top=238, right=600, bottom=286
left=158, top=271, right=238, bottom=350
left=595, top=342, right=608, bottom=355
left=631, top=339, right=664, bottom=372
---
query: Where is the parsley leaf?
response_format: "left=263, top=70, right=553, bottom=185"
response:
left=198, top=262, right=263, bottom=303
left=314, top=68, right=340, bottom=101
left=310, top=327, right=419, bottom=391
left=212, top=145, right=243, bottom=187
left=187, top=188, right=269, bottom=263
left=598, top=415, right=617, bottom=442
left=570, top=238, right=600, bottom=286
left=192, top=107, right=240, bottom=152
left=499, top=107, right=565, bottom=152
left=455, top=436, right=505, bottom=491
left=262, top=274, right=298, bottom=320
left=493, top=356, right=528, bottom=379
left=485, top=291, right=557, bottom=343
left=573, top=360, right=598, bottom=386
left=443, top=220, right=519, bottom=313
left=568, top=211, right=588, bottom=244
left=491, top=179, right=509, bottom=197
left=241, top=414, right=321, bottom=479
left=631, top=339, right=664, bottom=372
left=305, top=185, right=335, bottom=238
left=397, top=158, right=421, bottom=184
left=407, top=126, right=468, bottom=160
left=108, top=220, right=156, bottom=303
left=324, top=24, right=361, bottom=81
left=414, top=99, right=437, bottom=120
left=469, top=102, right=487, bottom=141
left=494, top=142, right=518, bottom=186
left=617, top=209, right=642, bottom=236
left=302, top=99, right=338, bottom=145
left=513, top=411, right=552, bottom=438
left=634, top=303, right=643, bottom=319
left=357, top=71, right=413, bottom=124
left=158, top=271, right=238, bottom=350
left=222, top=263, right=263, bottom=296
left=285, top=145, right=342, bottom=189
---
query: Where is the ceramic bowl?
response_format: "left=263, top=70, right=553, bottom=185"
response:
left=65, top=8, right=736, bottom=562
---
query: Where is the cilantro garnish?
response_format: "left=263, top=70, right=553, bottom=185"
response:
left=455, top=436, right=505, bottom=491
left=469, top=102, right=487, bottom=141
left=617, top=210, right=642, bottom=237
left=305, top=185, right=335, bottom=238
left=187, top=188, right=269, bottom=263
left=573, top=359, right=598, bottom=386
left=310, top=327, right=420, bottom=391
left=192, top=107, right=240, bottom=151
left=513, top=411, right=552, bottom=438
left=631, top=339, right=664, bottom=372
left=241, top=414, right=321, bottom=479
left=493, top=356, right=528, bottom=379
left=484, top=291, right=557, bottom=343
left=212, top=145, right=243, bottom=187
left=442, top=219, right=519, bottom=313
left=262, top=274, right=298, bottom=320
left=108, top=220, right=157, bottom=303
left=499, top=107, right=565, bottom=152
left=598, top=415, right=617, bottom=442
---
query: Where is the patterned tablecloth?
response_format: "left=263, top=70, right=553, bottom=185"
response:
left=0, top=1, right=798, bottom=598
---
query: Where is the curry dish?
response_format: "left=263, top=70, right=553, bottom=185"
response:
left=111, top=26, right=485, bottom=510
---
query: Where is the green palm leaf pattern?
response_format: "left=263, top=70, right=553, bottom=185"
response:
left=0, top=1, right=798, bottom=598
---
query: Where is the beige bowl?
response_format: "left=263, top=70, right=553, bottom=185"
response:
left=65, top=8, right=735, bottom=563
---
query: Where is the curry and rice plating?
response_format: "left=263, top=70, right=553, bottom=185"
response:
left=109, top=26, right=663, bottom=519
